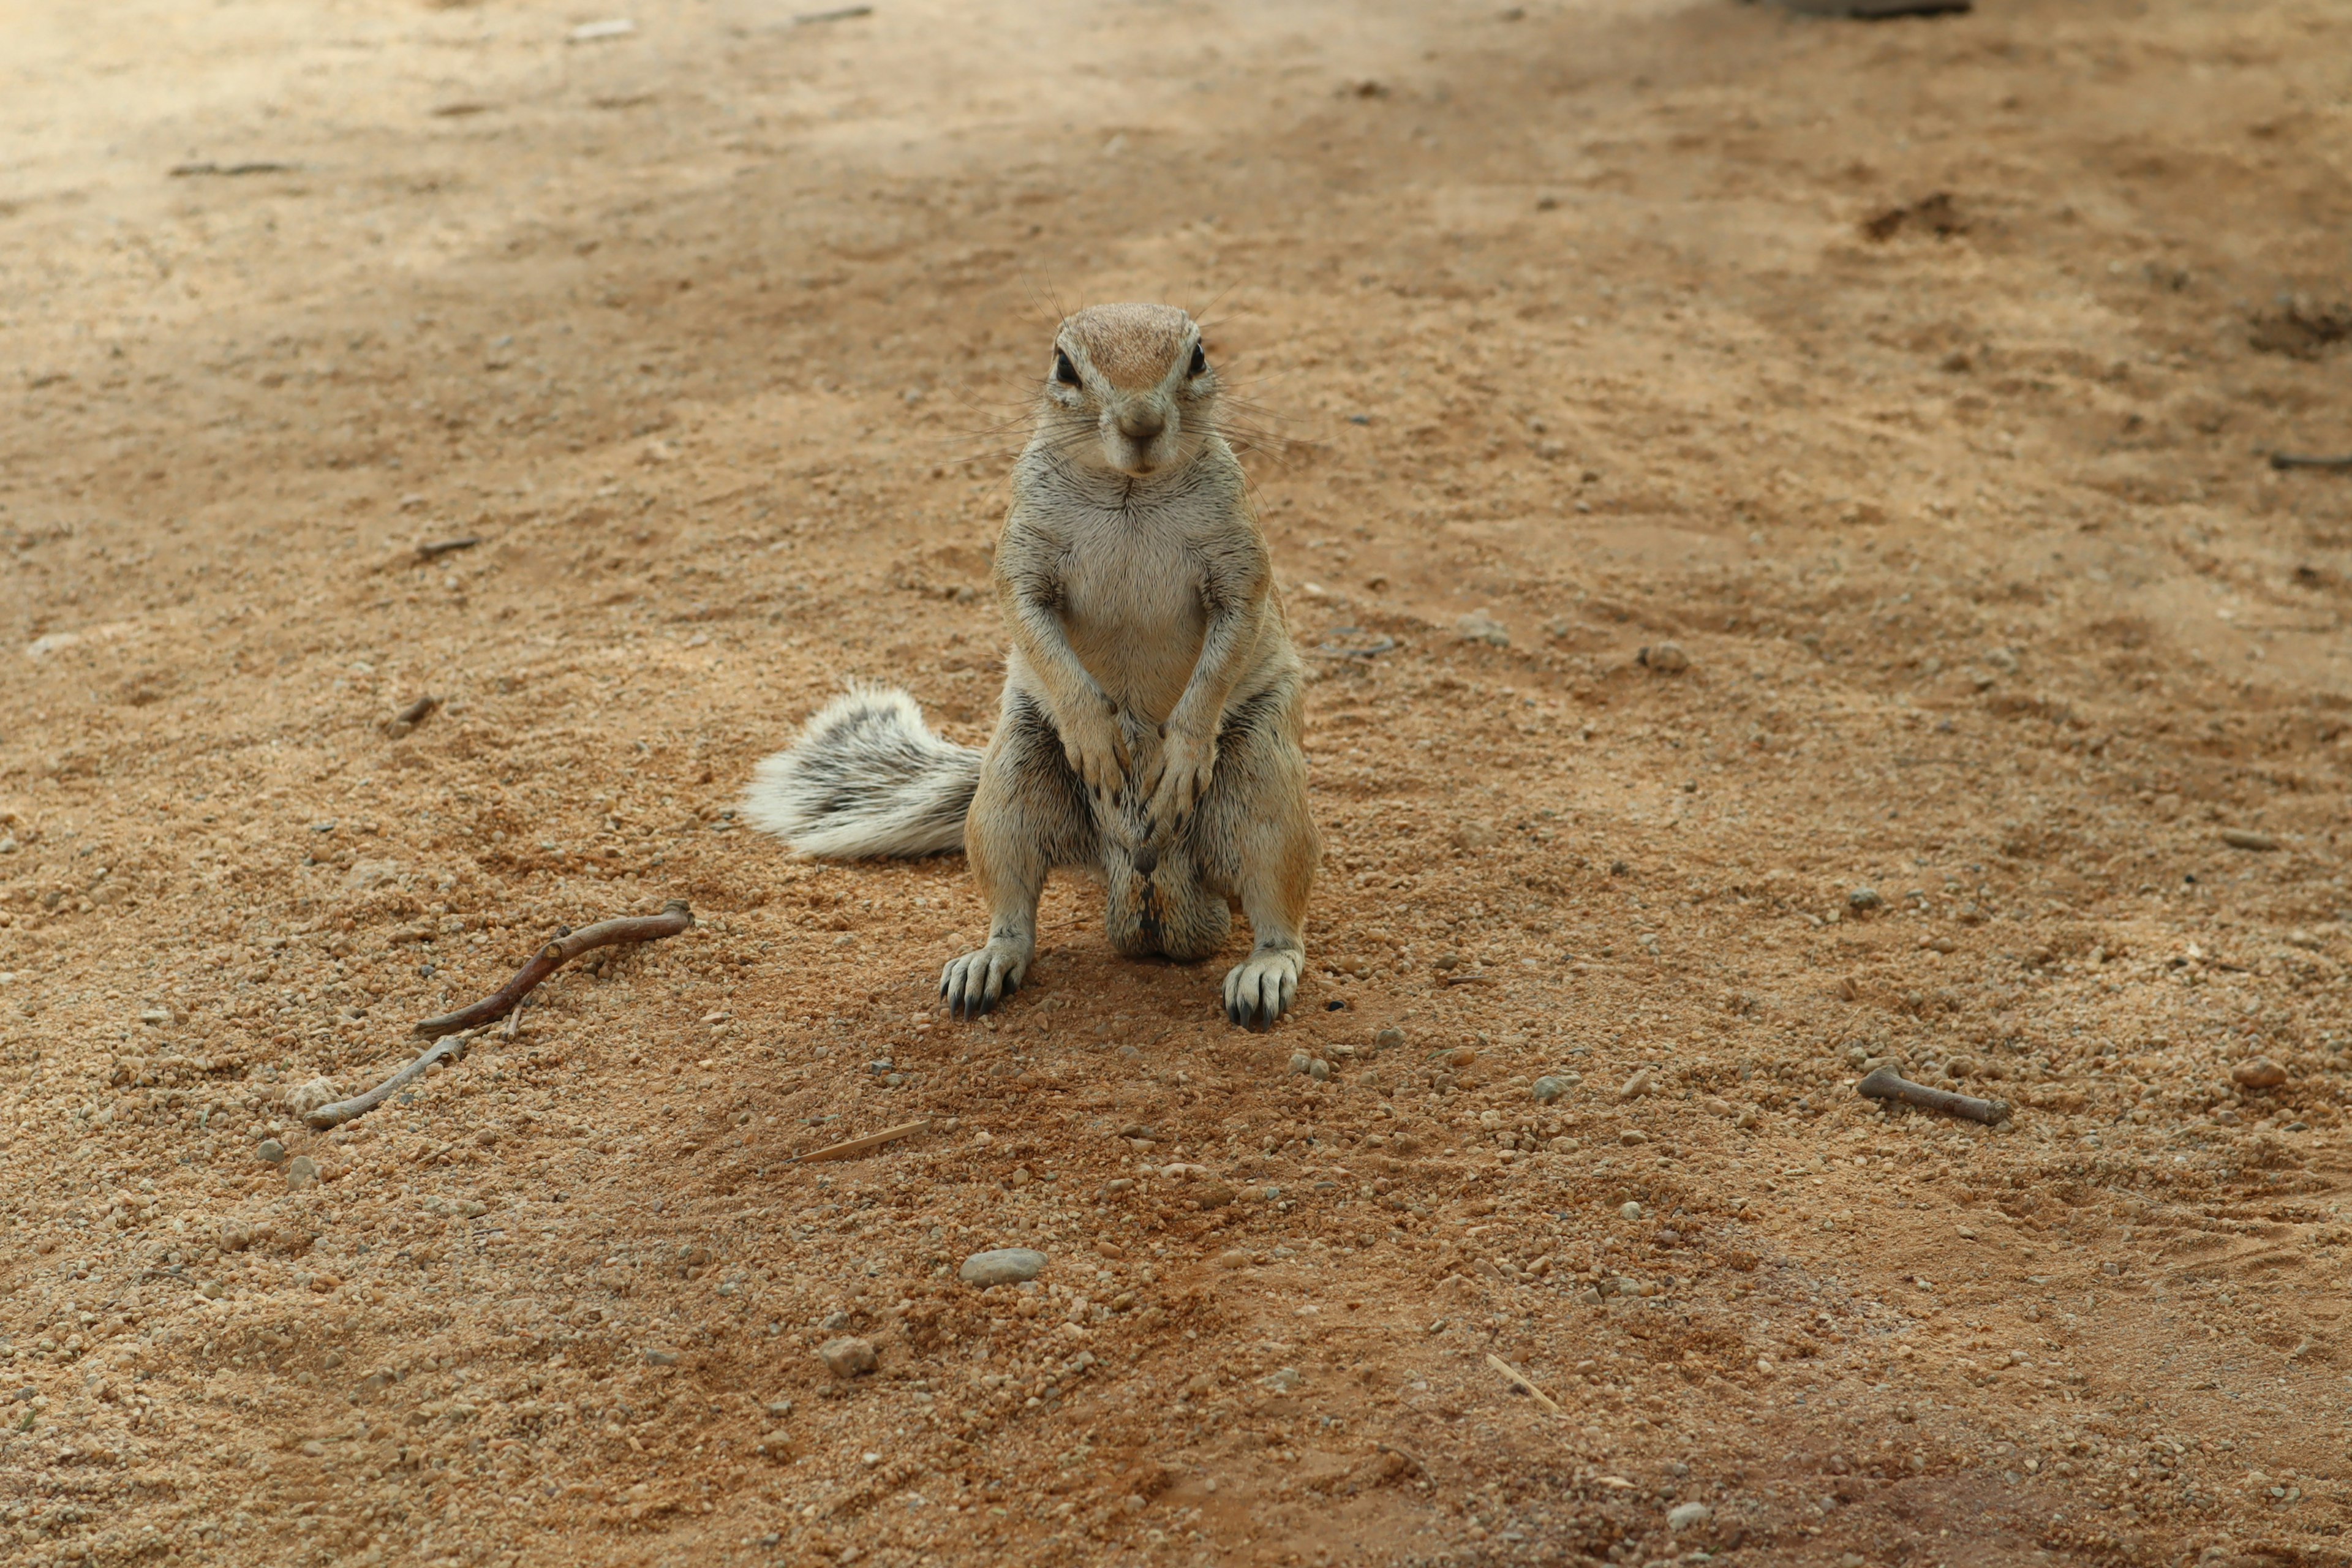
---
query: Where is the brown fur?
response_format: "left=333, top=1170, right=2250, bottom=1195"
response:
left=938, top=304, right=1317, bottom=1025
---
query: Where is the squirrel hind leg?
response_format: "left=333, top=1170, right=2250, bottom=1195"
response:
left=1186, top=689, right=1317, bottom=1027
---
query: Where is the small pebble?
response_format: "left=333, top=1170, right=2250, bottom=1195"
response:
left=959, top=1248, right=1049, bottom=1287
left=1374, top=1027, right=1404, bottom=1050
left=1637, top=641, right=1690, bottom=673
left=644, top=1349, right=679, bottom=1367
left=1456, top=609, right=1510, bottom=647
left=2220, top=827, right=2279, bottom=852
left=1667, top=1501, right=1711, bottom=1531
left=816, top=1336, right=877, bottom=1378
left=1618, top=1068, right=1656, bottom=1100
left=1619, top=1202, right=1643, bottom=1221
left=1618, top=1129, right=1649, bottom=1146
left=1531, top=1076, right=1570, bottom=1103
left=1847, top=886, right=1883, bottom=911
left=255, top=1139, right=287, bottom=1166
left=285, top=1155, right=320, bottom=1189
left=1216, top=1249, right=1252, bottom=1269
left=2232, top=1057, right=2287, bottom=1090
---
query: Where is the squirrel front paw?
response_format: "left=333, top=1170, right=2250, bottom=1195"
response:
left=1142, top=728, right=1218, bottom=829
left=1059, top=700, right=1129, bottom=798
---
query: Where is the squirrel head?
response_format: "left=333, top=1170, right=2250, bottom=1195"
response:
left=1038, top=303, right=1218, bottom=479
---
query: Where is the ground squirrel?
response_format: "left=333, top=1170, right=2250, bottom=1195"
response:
left=745, top=303, right=1317, bottom=1025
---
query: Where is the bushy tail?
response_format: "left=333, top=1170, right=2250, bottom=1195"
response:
left=743, top=685, right=981, bottom=858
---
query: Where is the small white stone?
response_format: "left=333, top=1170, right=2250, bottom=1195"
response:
left=959, top=1249, right=1048, bottom=1287
left=1667, top=1501, right=1710, bottom=1531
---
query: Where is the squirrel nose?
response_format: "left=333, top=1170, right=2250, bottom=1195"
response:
left=1117, top=413, right=1166, bottom=443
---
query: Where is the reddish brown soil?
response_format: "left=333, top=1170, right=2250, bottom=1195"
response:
left=6, top=2, right=2352, bottom=1566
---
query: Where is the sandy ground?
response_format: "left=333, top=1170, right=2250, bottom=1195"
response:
left=7, top=0, right=2352, bottom=1564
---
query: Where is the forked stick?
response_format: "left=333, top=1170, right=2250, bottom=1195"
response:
left=412, top=899, right=694, bottom=1038
left=306, top=900, right=696, bottom=1129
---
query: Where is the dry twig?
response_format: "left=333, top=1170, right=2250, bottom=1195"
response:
left=792, top=1118, right=932, bottom=1164
left=413, top=899, right=694, bottom=1038
left=1856, top=1063, right=2011, bottom=1125
left=385, top=694, right=440, bottom=738
left=1486, top=1353, right=1565, bottom=1416
left=306, top=1033, right=472, bottom=1129
left=417, top=536, right=482, bottom=560
left=309, top=901, right=694, bottom=1128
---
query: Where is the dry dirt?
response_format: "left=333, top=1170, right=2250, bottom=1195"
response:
left=7, top=1, right=2352, bottom=1565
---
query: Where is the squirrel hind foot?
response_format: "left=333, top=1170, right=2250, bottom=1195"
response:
left=940, top=939, right=1031, bottom=1018
left=1223, top=949, right=1302, bottom=1028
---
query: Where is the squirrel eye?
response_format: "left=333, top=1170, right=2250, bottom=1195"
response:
left=1188, top=343, right=1208, bottom=377
left=1054, top=350, right=1082, bottom=387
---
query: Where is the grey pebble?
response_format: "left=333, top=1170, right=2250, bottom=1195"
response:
left=816, top=1336, right=876, bottom=1378
left=1667, top=1501, right=1711, bottom=1531
left=1848, top=886, right=1883, bottom=911
left=255, top=1139, right=287, bottom=1165
left=286, top=1155, right=319, bottom=1189
left=959, top=1248, right=1048, bottom=1287
left=1531, top=1076, right=1570, bottom=1103
left=1373, top=1027, right=1405, bottom=1050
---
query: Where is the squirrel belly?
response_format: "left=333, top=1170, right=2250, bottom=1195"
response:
left=742, top=684, right=979, bottom=858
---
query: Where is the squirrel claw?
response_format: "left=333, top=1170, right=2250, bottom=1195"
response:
left=941, top=940, right=1030, bottom=1019
left=1222, top=948, right=1300, bottom=1030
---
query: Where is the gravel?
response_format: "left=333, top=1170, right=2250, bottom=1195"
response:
left=959, top=1248, right=1049, bottom=1287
